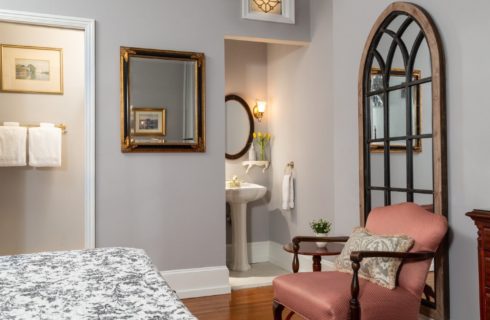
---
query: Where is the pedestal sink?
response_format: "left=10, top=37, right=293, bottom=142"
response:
left=226, top=182, right=267, bottom=271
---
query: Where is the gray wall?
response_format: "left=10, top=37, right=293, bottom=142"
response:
left=0, top=0, right=311, bottom=271
left=266, top=0, right=335, bottom=244
left=0, top=22, right=85, bottom=255
left=225, top=40, right=270, bottom=244
left=331, top=1, right=488, bottom=318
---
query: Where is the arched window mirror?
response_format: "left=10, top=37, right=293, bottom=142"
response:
left=358, top=3, right=448, bottom=319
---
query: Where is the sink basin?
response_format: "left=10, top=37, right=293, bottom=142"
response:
left=226, top=182, right=267, bottom=271
left=226, top=182, right=267, bottom=204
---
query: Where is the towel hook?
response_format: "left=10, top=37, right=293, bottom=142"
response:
left=284, top=161, right=294, bottom=174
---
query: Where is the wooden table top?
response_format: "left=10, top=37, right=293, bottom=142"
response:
left=283, top=242, right=344, bottom=256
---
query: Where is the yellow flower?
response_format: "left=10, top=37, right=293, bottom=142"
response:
left=258, top=132, right=262, bottom=138
left=253, top=132, right=257, bottom=139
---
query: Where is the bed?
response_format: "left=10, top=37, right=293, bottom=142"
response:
left=0, top=247, right=196, bottom=319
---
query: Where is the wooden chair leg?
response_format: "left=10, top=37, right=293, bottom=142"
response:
left=273, top=300, right=285, bottom=320
left=350, top=259, right=361, bottom=320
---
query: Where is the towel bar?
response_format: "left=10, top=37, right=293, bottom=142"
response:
left=1, top=123, right=67, bottom=134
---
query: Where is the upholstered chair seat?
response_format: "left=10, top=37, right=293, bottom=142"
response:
left=273, top=271, right=420, bottom=320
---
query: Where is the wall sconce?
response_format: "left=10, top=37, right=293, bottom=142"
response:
left=253, top=100, right=267, bottom=122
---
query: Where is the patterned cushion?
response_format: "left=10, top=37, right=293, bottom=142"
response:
left=334, top=227, right=414, bottom=289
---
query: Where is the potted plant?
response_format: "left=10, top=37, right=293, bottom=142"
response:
left=310, top=218, right=332, bottom=248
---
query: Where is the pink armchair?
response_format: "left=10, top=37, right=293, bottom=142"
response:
left=272, top=203, right=448, bottom=320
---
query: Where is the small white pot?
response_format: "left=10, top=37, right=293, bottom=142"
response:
left=315, top=233, right=328, bottom=248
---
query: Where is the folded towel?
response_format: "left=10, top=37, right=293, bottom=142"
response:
left=28, top=124, right=62, bottom=167
left=282, top=173, right=294, bottom=210
left=0, top=123, right=27, bottom=166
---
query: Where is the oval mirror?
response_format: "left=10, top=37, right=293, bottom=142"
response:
left=225, top=95, right=254, bottom=159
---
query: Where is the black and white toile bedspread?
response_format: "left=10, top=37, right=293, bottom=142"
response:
left=0, top=247, right=197, bottom=319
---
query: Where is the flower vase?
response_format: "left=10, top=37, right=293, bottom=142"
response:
left=315, top=233, right=328, bottom=248
left=259, top=144, right=266, bottom=161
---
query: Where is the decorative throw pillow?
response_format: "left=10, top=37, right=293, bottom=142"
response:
left=334, top=227, right=414, bottom=289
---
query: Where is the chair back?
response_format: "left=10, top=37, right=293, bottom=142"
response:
left=365, top=202, right=447, bottom=297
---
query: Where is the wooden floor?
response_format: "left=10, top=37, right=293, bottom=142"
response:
left=183, top=286, right=301, bottom=320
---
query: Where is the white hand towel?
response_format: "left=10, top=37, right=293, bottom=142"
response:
left=0, top=123, right=27, bottom=166
left=289, top=176, right=295, bottom=209
left=282, top=174, right=294, bottom=210
left=28, top=124, right=62, bottom=167
left=282, top=174, right=290, bottom=210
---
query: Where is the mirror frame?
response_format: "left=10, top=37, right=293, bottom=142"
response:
left=225, top=94, right=254, bottom=160
left=358, top=3, right=448, bottom=319
left=120, top=46, right=206, bottom=153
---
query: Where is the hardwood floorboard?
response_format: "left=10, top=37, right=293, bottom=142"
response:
left=183, top=286, right=301, bottom=320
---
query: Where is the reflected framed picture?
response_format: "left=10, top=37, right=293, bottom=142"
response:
left=242, top=0, right=295, bottom=24
left=0, top=44, right=63, bottom=94
left=133, top=107, right=166, bottom=136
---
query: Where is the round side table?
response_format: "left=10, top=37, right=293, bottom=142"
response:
left=283, top=242, right=344, bottom=273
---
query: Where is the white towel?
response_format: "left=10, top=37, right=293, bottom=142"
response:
left=282, top=174, right=294, bottom=210
left=28, top=123, right=62, bottom=167
left=0, top=122, right=27, bottom=166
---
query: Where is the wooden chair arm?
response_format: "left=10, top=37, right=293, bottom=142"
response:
left=348, top=250, right=435, bottom=320
left=350, top=250, right=435, bottom=262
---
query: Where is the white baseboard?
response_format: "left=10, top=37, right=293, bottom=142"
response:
left=161, top=241, right=336, bottom=299
left=160, top=266, right=231, bottom=299
left=226, top=241, right=270, bottom=264
left=269, top=241, right=336, bottom=272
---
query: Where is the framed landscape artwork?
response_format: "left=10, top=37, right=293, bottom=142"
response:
left=0, top=44, right=63, bottom=94
left=242, top=0, right=295, bottom=24
left=133, top=108, right=166, bottom=136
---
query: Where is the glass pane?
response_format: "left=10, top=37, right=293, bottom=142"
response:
left=386, top=14, right=409, bottom=32
left=414, top=193, right=434, bottom=210
left=370, top=145, right=384, bottom=187
left=369, top=94, right=384, bottom=139
left=413, top=138, right=433, bottom=190
left=376, top=33, right=394, bottom=64
left=400, top=19, right=421, bottom=54
left=389, top=46, right=405, bottom=79
left=391, top=191, right=406, bottom=205
left=413, top=37, right=432, bottom=78
left=419, top=81, right=432, bottom=135
left=390, top=153, right=406, bottom=188
left=369, top=67, right=384, bottom=93
left=388, top=89, right=406, bottom=138
left=422, top=258, right=437, bottom=307
left=371, top=190, right=385, bottom=209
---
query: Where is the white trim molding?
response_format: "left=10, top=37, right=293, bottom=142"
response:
left=0, top=9, right=96, bottom=249
left=242, top=0, right=295, bottom=24
left=161, top=266, right=231, bottom=299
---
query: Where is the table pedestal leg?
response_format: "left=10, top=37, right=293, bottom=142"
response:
left=312, top=255, right=322, bottom=272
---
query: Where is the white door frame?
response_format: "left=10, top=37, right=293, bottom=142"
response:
left=0, top=9, right=96, bottom=248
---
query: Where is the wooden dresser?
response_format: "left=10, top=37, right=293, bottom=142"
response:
left=467, top=210, right=490, bottom=319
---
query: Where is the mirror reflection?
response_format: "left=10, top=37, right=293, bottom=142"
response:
left=120, top=47, right=205, bottom=152
left=369, top=69, right=421, bottom=152
left=225, top=95, right=254, bottom=159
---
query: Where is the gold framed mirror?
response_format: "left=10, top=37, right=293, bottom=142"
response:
left=358, top=3, right=448, bottom=319
left=120, top=47, right=205, bottom=152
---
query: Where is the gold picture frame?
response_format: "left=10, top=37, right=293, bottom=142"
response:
left=0, top=44, right=63, bottom=94
left=242, top=0, right=295, bottom=24
left=369, top=68, right=422, bottom=153
left=133, top=107, right=166, bottom=136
